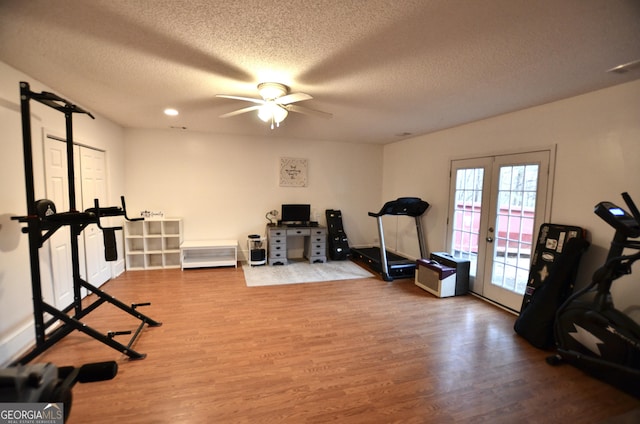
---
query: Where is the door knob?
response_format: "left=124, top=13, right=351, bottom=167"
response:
left=487, top=227, right=494, bottom=242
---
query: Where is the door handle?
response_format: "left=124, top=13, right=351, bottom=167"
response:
left=486, top=237, right=494, bottom=243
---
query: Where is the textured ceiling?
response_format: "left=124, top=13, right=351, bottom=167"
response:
left=1, top=0, right=639, bottom=144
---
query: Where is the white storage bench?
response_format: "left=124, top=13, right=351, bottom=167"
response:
left=180, top=240, right=238, bottom=269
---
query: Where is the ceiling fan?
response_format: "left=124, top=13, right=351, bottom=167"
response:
left=216, top=82, right=332, bottom=129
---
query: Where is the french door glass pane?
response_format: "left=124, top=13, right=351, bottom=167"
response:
left=451, top=168, right=484, bottom=277
left=491, top=164, right=538, bottom=294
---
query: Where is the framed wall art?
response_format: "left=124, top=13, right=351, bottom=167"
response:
left=279, top=157, right=308, bottom=187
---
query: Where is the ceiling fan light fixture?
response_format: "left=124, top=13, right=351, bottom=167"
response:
left=257, top=103, right=272, bottom=122
left=258, top=102, right=288, bottom=128
left=257, top=82, right=288, bottom=100
left=606, top=58, right=640, bottom=74
left=272, top=105, right=288, bottom=123
left=218, top=82, right=330, bottom=125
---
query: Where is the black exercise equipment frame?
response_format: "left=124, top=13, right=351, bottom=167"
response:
left=547, top=192, right=640, bottom=396
left=11, top=82, right=161, bottom=365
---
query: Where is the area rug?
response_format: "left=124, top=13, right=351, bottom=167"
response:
left=242, top=260, right=373, bottom=287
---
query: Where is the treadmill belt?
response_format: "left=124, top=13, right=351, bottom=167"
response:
left=350, top=246, right=416, bottom=280
left=353, top=247, right=410, bottom=263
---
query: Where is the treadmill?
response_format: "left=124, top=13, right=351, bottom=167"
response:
left=351, top=197, right=429, bottom=281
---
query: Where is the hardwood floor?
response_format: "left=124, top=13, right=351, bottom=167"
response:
left=30, top=265, right=639, bottom=423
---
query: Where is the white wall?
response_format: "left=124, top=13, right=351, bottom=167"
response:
left=382, top=80, right=640, bottom=321
left=122, top=129, right=383, bottom=259
left=0, top=62, right=126, bottom=365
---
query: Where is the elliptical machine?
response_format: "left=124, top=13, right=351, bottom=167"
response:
left=548, top=192, right=640, bottom=397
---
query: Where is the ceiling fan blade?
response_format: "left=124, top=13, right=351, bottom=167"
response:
left=219, top=105, right=261, bottom=118
left=216, top=94, right=265, bottom=105
left=285, top=104, right=333, bottom=119
left=275, top=92, right=312, bottom=105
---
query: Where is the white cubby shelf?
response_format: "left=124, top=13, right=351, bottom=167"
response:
left=124, top=218, right=183, bottom=270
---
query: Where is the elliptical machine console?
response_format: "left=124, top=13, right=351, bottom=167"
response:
left=549, top=192, right=640, bottom=397
left=594, top=200, right=640, bottom=239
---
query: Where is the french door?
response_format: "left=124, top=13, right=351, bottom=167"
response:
left=447, top=151, right=551, bottom=312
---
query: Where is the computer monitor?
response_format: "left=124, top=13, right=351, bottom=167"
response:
left=281, top=204, right=311, bottom=224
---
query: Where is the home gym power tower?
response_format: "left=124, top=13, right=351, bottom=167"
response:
left=11, top=82, right=161, bottom=365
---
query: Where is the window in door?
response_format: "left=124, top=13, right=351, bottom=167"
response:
left=489, top=164, right=538, bottom=295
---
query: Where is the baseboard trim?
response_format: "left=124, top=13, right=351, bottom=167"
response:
left=0, top=320, right=35, bottom=367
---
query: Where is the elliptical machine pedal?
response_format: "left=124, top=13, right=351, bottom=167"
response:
left=549, top=192, right=640, bottom=397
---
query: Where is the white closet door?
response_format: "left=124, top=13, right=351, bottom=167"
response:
left=44, top=138, right=110, bottom=303
left=43, top=137, right=74, bottom=309
left=74, top=145, right=88, bottom=289
left=79, top=146, right=111, bottom=288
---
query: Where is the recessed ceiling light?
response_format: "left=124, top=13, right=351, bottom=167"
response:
left=164, top=108, right=179, bottom=116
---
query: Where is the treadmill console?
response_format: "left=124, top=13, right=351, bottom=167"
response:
left=594, top=201, right=640, bottom=238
